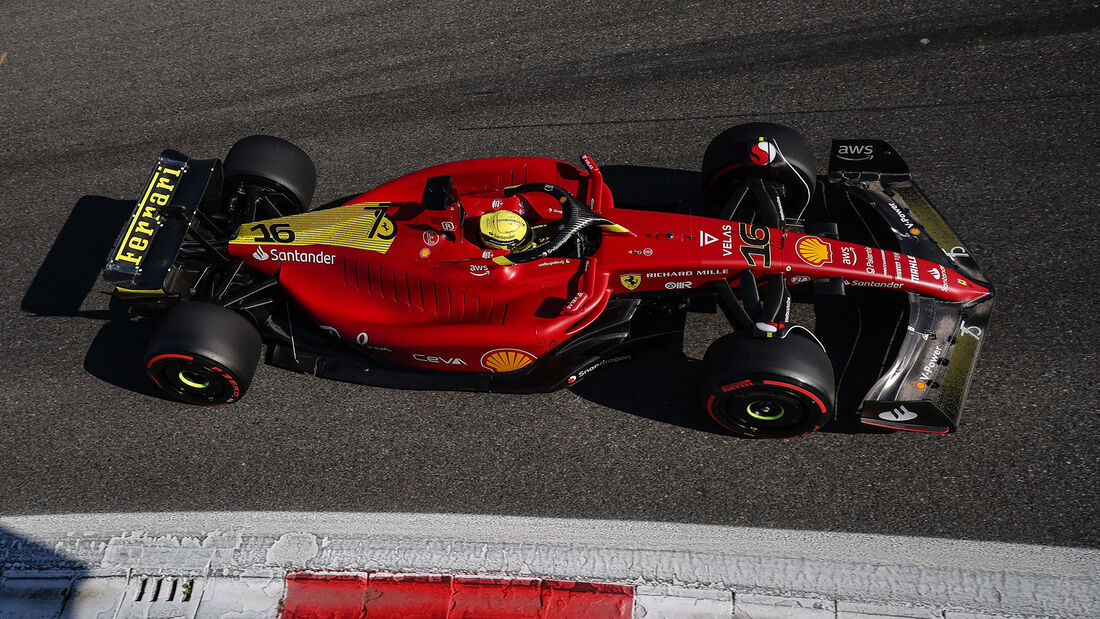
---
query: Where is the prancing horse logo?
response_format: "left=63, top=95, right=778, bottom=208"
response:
left=620, top=273, right=642, bottom=291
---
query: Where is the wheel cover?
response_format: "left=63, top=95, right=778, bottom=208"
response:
left=746, top=400, right=785, bottom=421
left=148, top=356, right=236, bottom=405
left=720, top=388, right=807, bottom=431
left=707, top=379, right=829, bottom=438
left=177, top=371, right=210, bottom=389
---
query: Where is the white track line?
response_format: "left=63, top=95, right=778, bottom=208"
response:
left=2, top=512, right=1098, bottom=617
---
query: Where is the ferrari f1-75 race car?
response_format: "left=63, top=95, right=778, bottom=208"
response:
left=102, top=123, right=993, bottom=438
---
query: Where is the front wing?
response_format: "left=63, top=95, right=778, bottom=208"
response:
left=822, top=140, right=995, bottom=433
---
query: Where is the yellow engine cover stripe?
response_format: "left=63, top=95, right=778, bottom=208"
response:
left=229, top=207, right=398, bottom=254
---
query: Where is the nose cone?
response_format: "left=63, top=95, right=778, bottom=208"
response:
left=946, top=271, right=993, bottom=303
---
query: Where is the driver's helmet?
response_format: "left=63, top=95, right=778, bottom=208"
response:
left=479, top=210, right=530, bottom=250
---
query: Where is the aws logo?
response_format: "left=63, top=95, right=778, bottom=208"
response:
left=837, top=144, right=875, bottom=161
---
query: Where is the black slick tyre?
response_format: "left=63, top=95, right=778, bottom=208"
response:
left=701, top=331, right=835, bottom=438
left=701, top=122, right=816, bottom=215
left=145, top=302, right=262, bottom=406
left=223, top=135, right=317, bottom=212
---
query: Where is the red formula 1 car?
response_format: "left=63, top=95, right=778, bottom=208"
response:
left=102, top=123, right=993, bottom=438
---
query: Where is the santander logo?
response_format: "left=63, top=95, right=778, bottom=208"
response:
left=250, top=246, right=335, bottom=265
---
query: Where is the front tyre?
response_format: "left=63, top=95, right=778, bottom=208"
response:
left=145, top=302, right=262, bottom=405
left=223, top=135, right=317, bottom=213
left=701, top=332, right=835, bottom=438
left=701, top=122, right=817, bottom=216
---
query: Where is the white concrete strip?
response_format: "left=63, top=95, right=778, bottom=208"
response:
left=735, top=593, right=835, bottom=619
left=836, top=600, right=944, bottom=618
left=62, top=576, right=125, bottom=619
left=1, top=512, right=1098, bottom=618
left=634, top=585, right=731, bottom=618
left=38, top=573, right=285, bottom=619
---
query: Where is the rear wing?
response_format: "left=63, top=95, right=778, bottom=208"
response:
left=824, top=140, right=994, bottom=432
left=103, top=150, right=221, bottom=296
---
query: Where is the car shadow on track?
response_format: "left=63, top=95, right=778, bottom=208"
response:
left=82, top=309, right=168, bottom=400
left=568, top=347, right=728, bottom=434
left=600, top=164, right=703, bottom=215
left=21, top=195, right=132, bottom=319
left=572, top=165, right=727, bottom=432
left=21, top=195, right=172, bottom=401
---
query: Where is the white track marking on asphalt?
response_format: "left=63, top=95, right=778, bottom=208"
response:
left=1, top=512, right=1098, bottom=617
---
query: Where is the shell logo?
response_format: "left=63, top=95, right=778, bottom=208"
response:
left=480, top=348, right=536, bottom=373
left=796, top=236, right=832, bottom=267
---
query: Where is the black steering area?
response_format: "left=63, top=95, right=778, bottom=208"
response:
left=495, top=183, right=617, bottom=265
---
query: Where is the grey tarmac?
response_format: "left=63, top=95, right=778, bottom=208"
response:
left=0, top=2, right=1097, bottom=549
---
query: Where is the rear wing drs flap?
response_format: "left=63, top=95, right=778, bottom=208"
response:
left=825, top=140, right=995, bottom=433
left=103, top=150, right=221, bottom=296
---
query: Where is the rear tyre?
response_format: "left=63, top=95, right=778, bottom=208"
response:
left=701, top=122, right=817, bottom=216
left=223, top=135, right=317, bottom=212
left=700, top=331, right=835, bottom=438
left=145, top=302, right=262, bottom=406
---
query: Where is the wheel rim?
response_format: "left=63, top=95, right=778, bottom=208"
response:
left=178, top=371, right=210, bottom=389
left=150, top=358, right=235, bottom=404
left=711, top=385, right=816, bottom=436
left=746, top=400, right=785, bottom=421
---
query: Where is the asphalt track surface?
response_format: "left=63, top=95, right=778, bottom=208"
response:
left=1, top=2, right=1097, bottom=548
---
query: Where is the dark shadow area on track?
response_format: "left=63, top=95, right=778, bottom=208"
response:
left=568, top=346, right=723, bottom=434
left=19, top=195, right=173, bottom=401
left=83, top=309, right=170, bottom=400
left=570, top=166, right=715, bottom=431
left=21, top=195, right=132, bottom=319
left=0, top=526, right=87, bottom=616
left=570, top=165, right=726, bottom=433
left=599, top=165, right=702, bottom=216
